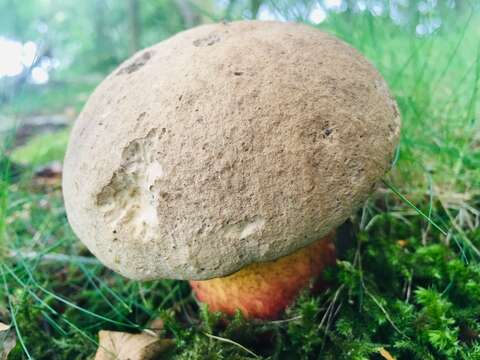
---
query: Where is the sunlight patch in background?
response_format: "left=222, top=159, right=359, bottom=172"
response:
left=257, top=4, right=278, bottom=21
left=251, top=0, right=446, bottom=32
left=309, top=3, right=327, bottom=24
left=323, top=0, right=346, bottom=12
left=0, top=37, right=36, bottom=77
left=0, top=37, right=52, bottom=84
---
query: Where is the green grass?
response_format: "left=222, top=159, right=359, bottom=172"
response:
left=10, top=129, right=70, bottom=166
left=1, top=6, right=480, bottom=360
left=2, top=80, right=98, bottom=120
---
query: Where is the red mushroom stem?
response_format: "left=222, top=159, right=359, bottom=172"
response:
left=189, top=232, right=336, bottom=320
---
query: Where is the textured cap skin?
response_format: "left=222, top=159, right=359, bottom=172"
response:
left=63, top=20, right=401, bottom=281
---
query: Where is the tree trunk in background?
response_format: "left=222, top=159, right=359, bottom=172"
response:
left=250, top=0, right=261, bottom=19
left=94, top=0, right=108, bottom=54
left=128, top=0, right=141, bottom=55
left=224, top=0, right=238, bottom=20
left=174, top=0, right=201, bottom=29
left=92, top=0, right=117, bottom=67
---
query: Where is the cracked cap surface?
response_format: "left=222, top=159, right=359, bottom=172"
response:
left=63, top=20, right=401, bottom=281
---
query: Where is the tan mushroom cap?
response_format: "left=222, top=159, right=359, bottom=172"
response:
left=63, top=20, right=400, bottom=281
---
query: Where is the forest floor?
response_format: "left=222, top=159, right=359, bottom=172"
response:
left=1, top=12, right=480, bottom=360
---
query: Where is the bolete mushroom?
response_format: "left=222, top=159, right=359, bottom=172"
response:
left=63, top=21, right=401, bottom=320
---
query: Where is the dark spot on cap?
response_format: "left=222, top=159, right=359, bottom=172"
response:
left=136, top=112, right=146, bottom=122
left=117, top=50, right=154, bottom=75
left=193, top=33, right=221, bottom=47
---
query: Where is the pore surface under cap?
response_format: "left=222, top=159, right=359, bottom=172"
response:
left=62, top=20, right=401, bottom=280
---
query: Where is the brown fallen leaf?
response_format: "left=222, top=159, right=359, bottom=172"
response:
left=0, top=322, right=17, bottom=360
left=378, top=347, right=396, bottom=360
left=148, top=318, right=165, bottom=335
left=95, top=330, right=172, bottom=360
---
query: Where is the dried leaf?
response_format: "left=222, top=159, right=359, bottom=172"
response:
left=95, top=330, right=172, bottom=360
left=148, top=318, right=165, bottom=334
left=378, top=347, right=396, bottom=360
left=0, top=322, right=17, bottom=360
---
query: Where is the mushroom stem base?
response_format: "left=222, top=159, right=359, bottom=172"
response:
left=189, top=233, right=336, bottom=320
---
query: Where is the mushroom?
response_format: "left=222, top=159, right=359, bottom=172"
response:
left=63, top=21, right=401, bottom=320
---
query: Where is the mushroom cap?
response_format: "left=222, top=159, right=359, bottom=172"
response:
left=63, top=20, right=401, bottom=281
